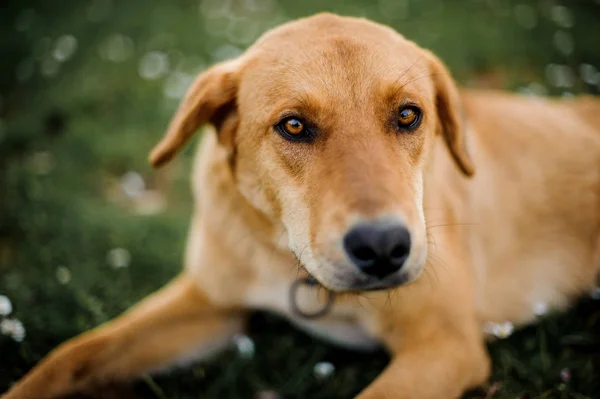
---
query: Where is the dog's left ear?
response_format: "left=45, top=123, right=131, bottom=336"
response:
left=149, top=58, right=242, bottom=168
left=425, top=51, right=475, bottom=177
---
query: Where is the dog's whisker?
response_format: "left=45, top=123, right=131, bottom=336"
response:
left=398, top=72, right=443, bottom=91
left=393, top=55, right=427, bottom=88
left=422, top=264, right=435, bottom=292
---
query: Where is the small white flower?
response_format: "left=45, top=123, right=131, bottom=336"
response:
left=107, top=248, right=131, bottom=269
left=533, top=301, right=549, bottom=317
left=0, top=295, right=12, bottom=316
left=559, top=368, right=572, bottom=382
left=313, top=361, right=335, bottom=379
left=56, top=266, right=72, bottom=285
left=1, top=318, right=26, bottom=342
left=120, top=171, right=145, bottom=198
left=494, top=322, right=514, bottom=339
left=483, top=321, right=514, bottom=339
left=233, top=334, right=255, bottom=359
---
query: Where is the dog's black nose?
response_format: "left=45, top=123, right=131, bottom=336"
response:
left=343, top=222, right=411, bottom=279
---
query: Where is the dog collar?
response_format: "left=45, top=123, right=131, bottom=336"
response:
left=289, top=276, right=336, bottom=320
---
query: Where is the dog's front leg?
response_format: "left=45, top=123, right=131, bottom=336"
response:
left=357, top=269, right=491, bottom=399
left=1, top=273, right=245, bottom=399
left=357, top=326, right=490, bottom=399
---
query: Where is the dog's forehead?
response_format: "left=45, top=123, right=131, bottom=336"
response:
left=249, top=14, right=423, bottom=76
left=239, top=15, right=431, bottom=114
left=254, top=13, right=408, bottom=51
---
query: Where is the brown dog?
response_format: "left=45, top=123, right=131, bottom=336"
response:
left=3, top=13, right=600, bottom=399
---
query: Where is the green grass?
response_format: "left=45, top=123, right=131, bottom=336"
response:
left=1, top=1, right=599, bottom=398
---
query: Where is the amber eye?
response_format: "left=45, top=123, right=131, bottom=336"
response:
left=275, top=116, right=313, bottom=141
left=397, top=106, right=421, bottom=129
left=283, top=118, right=304, bottom=135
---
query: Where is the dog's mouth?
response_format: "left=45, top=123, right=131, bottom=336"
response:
left=298, top=265, right=411, bottom=292
left=291, top=245, right=421, bottom=295
left=289, top=261, right=420, bottom=319
left=352, top=272, right=411, bottom=291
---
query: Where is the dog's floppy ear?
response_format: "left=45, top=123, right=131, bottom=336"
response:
left=149, top=59, right=241, bottom=168
left=425, top=51, right=475, bottom=177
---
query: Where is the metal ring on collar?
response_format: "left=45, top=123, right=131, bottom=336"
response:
left=289, top=276, right=336, bottom=320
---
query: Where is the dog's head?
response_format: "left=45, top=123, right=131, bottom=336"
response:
left=150, top=14, right=474, bottom=292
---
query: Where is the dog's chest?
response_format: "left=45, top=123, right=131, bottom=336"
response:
left=244, top=279, right=381, bottom=350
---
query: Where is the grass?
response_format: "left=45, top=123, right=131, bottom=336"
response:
left=1, top=0, right=599, bottom=398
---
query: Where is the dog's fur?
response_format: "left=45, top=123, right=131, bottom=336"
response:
left=4, top=13, right=600, bottom=399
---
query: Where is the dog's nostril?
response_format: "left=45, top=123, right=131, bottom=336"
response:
left=389, top=244, right=409, bottom=261
left=343, top=222, right=411, bottom=279
left=351, top=246, right=378, bottom=262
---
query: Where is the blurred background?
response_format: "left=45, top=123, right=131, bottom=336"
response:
left=1, top=0, right=600, bottom=398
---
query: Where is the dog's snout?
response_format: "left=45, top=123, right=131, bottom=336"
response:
left=343, top=222, right=411, bottom=279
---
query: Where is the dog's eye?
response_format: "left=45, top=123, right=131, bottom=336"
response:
left=397, top=106, right=422, bottom=130
left=283, top=118, right=304, bottom=135
left=275, top=117, right=312, bottom=141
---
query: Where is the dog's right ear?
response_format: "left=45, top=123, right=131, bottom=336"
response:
left=149, top=58, right=241, bottom=168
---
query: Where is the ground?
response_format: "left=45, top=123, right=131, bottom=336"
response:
left=1, top=0, right=599, bottom=398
